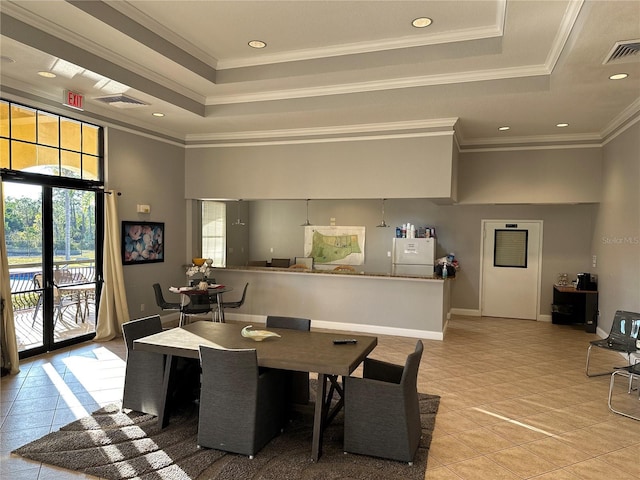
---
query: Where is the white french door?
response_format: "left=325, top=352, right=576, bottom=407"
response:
left=480, top=220, right=543, bottom=320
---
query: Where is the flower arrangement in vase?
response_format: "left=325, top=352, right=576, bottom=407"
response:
left=186, top=258, right=213, bottom=285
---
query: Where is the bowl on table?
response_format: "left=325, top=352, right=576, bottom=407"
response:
left=241, top=325, right=281, bottom=342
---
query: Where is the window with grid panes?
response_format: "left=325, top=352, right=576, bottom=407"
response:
left=202, top=201, right=226, bottom=267
left=0, top=99, right=102, bottom=180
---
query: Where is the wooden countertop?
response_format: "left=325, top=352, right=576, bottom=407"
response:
left=216, top=265, right=446, bottom=281
left=554, top=285, right=597, bottom=294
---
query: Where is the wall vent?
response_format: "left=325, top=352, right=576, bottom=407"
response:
left=603, top=40, right=640, bottom=64
left=94, top=94, right=148, bottom=108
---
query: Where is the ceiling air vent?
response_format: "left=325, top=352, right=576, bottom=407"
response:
left=94, top=94, right=148, bottom=108
left=603, top=40, right=640, bottom=64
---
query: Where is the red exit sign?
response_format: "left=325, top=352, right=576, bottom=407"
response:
left=63, top=90, right=84, bottom=110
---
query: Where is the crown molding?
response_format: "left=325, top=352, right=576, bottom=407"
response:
left=186, top=130, right=454, bottom=149
left=601, top=98, right=640, bottom=144
left=459, top=132, right=602, bottom=150
left=460, top=142, right=602, bottom=153
left=187, top=118, right=457, bottom=142
left=206, top=64, right=550, bottom=106
left=544, top=0, right=585, bottom=71
left=185, top=119, right=457, bottom=146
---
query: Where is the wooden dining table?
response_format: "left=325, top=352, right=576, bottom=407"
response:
left=134, top=321, right=377, bottom=461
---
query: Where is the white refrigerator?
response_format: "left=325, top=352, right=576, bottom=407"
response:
left=392, top=238, right=435, bottom=276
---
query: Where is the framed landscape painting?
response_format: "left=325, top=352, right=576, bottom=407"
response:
left=121, top=221, right=164, bottom=265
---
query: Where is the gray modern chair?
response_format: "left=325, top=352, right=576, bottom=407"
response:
left=121, top=315, right=165, bottom=416
left=32, top=273, right=76, bottom=326
left=586, top=310, right=640, bottom=377
left=197, top=345, right=286, bottom=458
left=343, top=340, right=424, bottom=464
left=265, top=315, right=311, bottom=405
left=152, top=283, right=181, bottom=312
left=214, top=282, right=249, bottom=322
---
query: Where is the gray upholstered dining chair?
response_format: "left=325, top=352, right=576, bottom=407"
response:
left=265, top=315, right=311, bottom=405
left=121, top=315, right=165, bottom=416
left=343, top=340, right=424, bottom=464
left=197, top=345, right=286, bottom=459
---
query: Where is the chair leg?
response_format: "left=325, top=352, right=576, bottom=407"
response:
left=608, top=369, right=640, bottom=421
left=32, top=296, right=43, bottom=326
left=586, top=346, right=630, bottom=377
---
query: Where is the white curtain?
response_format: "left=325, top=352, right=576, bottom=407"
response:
left=0, top=180, right=20, bottom=374
left=94, top=191, right=130, bottom=341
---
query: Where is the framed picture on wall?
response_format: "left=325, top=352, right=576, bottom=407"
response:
left=121, top=221, right=165, bottom=265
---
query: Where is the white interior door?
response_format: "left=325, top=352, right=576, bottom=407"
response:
left=481, top=220, right=542, bottom=320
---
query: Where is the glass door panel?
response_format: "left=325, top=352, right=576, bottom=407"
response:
left=51, top=187, right=97, bottom=345
left=4, top=181, right=44, bottom=352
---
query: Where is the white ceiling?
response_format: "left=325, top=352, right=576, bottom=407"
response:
left=1, top=0, right=639, bottom=147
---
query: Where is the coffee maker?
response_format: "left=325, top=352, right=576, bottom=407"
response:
left=577, top=272, right=597, bottom=291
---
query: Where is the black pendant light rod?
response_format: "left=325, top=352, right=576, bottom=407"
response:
left=377, top=198, right=390, bottom=227
left=232, top=199, right=245, bottom=226
left=301, top=199, right=312, bottom=226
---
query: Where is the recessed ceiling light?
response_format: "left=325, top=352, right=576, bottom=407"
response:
left=556, top=123, right=569, bottom=128
left=609, top=73, right=628, bottom=80
left=37, top=71, right=56, bottom=78
left=248, top=40, right=266, bottom=49
left=498, top=126, right=510, bottom=131
left=412, top=17, right=432, bottom=28
left=152, top=112, right=165, bottom=117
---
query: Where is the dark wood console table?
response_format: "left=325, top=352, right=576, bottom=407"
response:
left=552, top=285, right=598, bottom=333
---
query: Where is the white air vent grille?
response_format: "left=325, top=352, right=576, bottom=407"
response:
left=94, top=94, right=148, bottom=108
left=603, top=40, right=640, bottom=64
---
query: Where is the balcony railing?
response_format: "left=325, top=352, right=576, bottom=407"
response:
left=8, top=260, right=97, bottom=352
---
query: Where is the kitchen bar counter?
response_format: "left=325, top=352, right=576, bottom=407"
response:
left=210, top=266, right=450, bottom=340
left=220, top=264, right=444, bottom=281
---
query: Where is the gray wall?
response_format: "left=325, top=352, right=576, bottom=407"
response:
left=592, top=121, right=640, bottom=333
left=106, top=129, right=187, bottom=318
left=457, top=147, right=602, bottom=204
left=185, top=134, right=456, bottom=200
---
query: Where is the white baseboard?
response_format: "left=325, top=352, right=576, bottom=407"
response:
left=450, top=308, right=481, bottom=317
left=538, top=314, right=552, bottom=323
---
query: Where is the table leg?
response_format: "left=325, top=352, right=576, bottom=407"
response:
left=215, top=292, right=225, bottom=322
left=71, top=291, right=82, bottom=324
left=179, top=295, right=188, bottom=327
left=311, top=373, right=329, bottom=462
left=158, top=354, right=177, bottom=428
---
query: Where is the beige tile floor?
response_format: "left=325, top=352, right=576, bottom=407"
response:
left=1, top=315, right=639, bottom=479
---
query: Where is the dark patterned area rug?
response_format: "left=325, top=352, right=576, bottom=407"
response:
left=13, top=389, right=439, bottom=480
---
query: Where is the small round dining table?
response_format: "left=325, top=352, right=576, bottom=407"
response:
left=169, top=285, right=233, bottom=326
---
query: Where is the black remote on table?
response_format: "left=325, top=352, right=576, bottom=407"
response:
left=333, top=339, right=358, bottom=344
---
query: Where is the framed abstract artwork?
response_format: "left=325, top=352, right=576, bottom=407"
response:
left=121, top=221, right=164, bottom=265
